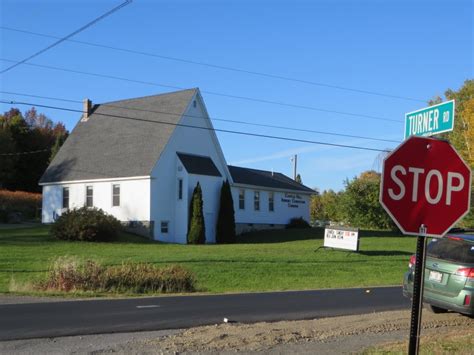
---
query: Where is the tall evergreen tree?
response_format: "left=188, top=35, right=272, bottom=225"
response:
left=49, top=132, right=68, bottom=163
left=0, top=129, right=17, bottom=188
left=187, top=182, right=206, bottom=244
left=216, top=180, right=236, bottom=243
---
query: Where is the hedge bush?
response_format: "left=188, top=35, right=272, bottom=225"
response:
left=50, top=207, right=122, bottom=242
left=0, top=189, right=41, bottom=222
left=286, top=217, right=311, bottom=229
left=37, top=256, right=196, bottom=293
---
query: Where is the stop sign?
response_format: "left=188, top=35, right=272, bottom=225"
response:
left=380, top=136, right=471, bottom=237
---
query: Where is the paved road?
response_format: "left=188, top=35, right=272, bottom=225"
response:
left=0, top=286, right=410, bottom=341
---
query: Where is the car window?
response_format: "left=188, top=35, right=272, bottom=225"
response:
left=427, top=238, right=474, bottom=264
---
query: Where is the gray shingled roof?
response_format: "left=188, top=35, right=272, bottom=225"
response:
left=177, top=153, right=221, bottom=177
left=228, top=166, right=315, bottom=193
left=40, top=89, right=197, bottom=183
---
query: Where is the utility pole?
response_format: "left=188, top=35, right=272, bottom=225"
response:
left=291, top=155, right=297, bottom=180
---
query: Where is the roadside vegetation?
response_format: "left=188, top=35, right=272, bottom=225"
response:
left=34, top=257, right=195, bottom=294
left=0, top=225, right=415, bottom=296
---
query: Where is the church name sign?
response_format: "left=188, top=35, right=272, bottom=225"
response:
left=281, top=193, right=306, bottom=208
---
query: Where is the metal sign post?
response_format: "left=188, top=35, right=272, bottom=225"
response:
left=408, top=225, right=428, bottom=355
left=380, top=135, right=471, bottom=355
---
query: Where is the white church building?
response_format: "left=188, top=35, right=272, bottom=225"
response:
left=40, top=89, right=314, bottom=243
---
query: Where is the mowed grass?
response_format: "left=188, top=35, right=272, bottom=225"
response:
left=0, top=225, right=416, bottom=295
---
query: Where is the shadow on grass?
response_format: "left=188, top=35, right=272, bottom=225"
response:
left=0, top=225, right=155, bottom=246
left=238, top=227, right=325, bottom=244
left=0, top=234, right=56, bottom=245
left=237, top=227, right=405, bottom=244
left=0, top=269, right=49, bottom=273
left=357, top=250, right=412, bottom=257
left=360, top=229, right=404, bottom=238
left=115, top=232, right=156, bottom=244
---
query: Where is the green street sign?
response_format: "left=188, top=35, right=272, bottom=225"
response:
left=404, top=100, right=455, bottom=139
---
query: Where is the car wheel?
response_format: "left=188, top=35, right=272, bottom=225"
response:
left=426, top=304, right=448, bottom=314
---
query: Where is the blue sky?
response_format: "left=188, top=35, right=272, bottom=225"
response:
left=1, top=0, right=472, bottom=191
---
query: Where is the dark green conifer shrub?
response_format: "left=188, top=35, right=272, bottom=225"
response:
left=216, top=180, right=236, bottom=243
left=187, top=182, right=206, bottom=244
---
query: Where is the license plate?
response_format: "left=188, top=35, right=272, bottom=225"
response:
left=429, top=270, right=443, bottom=283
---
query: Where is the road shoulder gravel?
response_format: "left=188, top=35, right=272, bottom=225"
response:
left=1, top=309, right=472, bottom=354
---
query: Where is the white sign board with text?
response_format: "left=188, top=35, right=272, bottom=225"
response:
left=324, top=227, right=359, bottom=251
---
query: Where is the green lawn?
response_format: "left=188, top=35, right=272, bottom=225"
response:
left=0, top=225, right=417, bottom=295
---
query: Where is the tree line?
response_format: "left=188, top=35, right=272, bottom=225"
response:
left=310, top=170, right=395, bottom=230
left=0, top=107, right=68, bottom=192
left=437, top=79, right=474, bottom=228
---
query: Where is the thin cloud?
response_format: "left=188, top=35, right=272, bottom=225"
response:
left=230, top=136, right=391, bottom=166
left=229, top=145, right=323, bottom=165
left=311, top=152, right=378, bottom=173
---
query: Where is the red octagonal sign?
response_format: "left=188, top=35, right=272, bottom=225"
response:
left=380, top=136, right=471, bottom=237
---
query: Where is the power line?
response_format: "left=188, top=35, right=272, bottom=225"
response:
left=0, top=99, right=393, bottom=153
left=0, top=26, right=425, bottom=103
left=0, top=90, right=400, bottom=144
left=0, top=91, right=82, bottom=104
left=0, top=1, right=132, bottom=74
left=0, top=148, right=51, bottom=156
left=203, top=117, right=400, bottom=143
left=0, top=58, right=401, bottom=124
